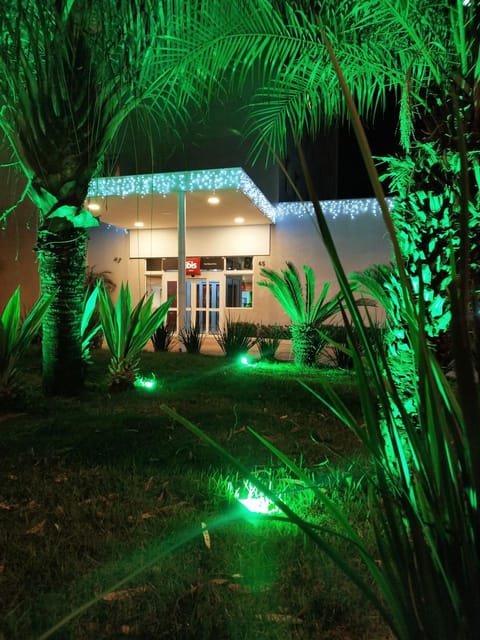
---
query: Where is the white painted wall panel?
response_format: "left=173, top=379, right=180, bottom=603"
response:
left=129, top=225, right=270, bottom=258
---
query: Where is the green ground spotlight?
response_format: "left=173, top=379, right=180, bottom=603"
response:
left=134, top=375, right=158, bottom=391
left=229, top=479, right=281, bottom=515
left=238, top=354, right=257, bottom=367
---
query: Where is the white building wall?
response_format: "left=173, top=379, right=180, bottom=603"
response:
left=252, top=200, right=392, bottom=326
left=87, top=199, right=392, bottom=328
left=87, top=224, right=130, bottom=303
left=129, top=224, right=271, bottom=258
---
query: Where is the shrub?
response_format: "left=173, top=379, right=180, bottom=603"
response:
left=177, top=323, right=204, bottom=354
left=98, top=283, right=172, bottom=391
left=256, top=324, right=284, bottom=361
left=215, top=319, right=257, bottom=357
left=151, top=323, right=175, bottom=352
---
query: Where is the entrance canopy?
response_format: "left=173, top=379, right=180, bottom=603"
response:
left=86, top=167, right=276, bottom=229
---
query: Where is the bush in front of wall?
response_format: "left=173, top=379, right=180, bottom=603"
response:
left=256, top=324, right=284, bottom=361
left=151, top=323, right=175, bottom=352
left=178, top=324, right=204, bottom=354
left=215, top=319, right=257, bottom=357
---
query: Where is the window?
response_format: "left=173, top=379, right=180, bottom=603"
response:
left=226, top=275, right=253, bottom=308
left=226, top=256, right=253, bottom=270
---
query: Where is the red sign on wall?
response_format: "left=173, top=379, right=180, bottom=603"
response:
left=185, top=257, right=201, bottom=276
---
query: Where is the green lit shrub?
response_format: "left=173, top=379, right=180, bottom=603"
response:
left=256, top=324, right=284, bottom=361
left=215, top=318, right=257, bottom=357
left=98, top=283, right=172, bottom=391
left=0, top=287, right=52, bottom=401
left=259, top=262, right=343, bottom=367
left=83, top=266, right=116, bottom=351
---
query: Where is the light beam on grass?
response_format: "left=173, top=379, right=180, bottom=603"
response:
left=228, top=480, right=281, bottom=515
left=133, top=375, right=158, bottom=391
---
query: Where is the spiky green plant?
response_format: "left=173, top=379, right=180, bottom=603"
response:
left=259, top=263, right=342, bottom=366
left=0, top=287, right=52, bottom=399
left=151, top=323, right=175, bottom=352
left=80, top=284, right=101, bottom=362
left=177, top=323, right=204, bottom=354
left=98, top=284, right=172, bottom=391
left=215, top=318, right=257, bottom=358
left=164, top=2, right=480, bottom=638
left=256, top=324, right=283, bottom=362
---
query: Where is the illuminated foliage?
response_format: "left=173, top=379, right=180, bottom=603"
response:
left=169, top=0, right=476, bottom=160
left=260, top=263, right=342, bottom=366
left=0, top=0, right=205, bottom=394
left=0, top=287, right=52, bottom=400
left=98, top=283, right=172, bottom=391
left=384, top=143, right=480, bottom=359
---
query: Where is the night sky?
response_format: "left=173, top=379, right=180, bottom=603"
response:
left=113, top=91, right=402, bottom=203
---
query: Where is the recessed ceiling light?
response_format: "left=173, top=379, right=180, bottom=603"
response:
left=87, top=203, right=101, bottom=212
left=208, top=196, right=220, bottom=205
left=134, top=221, right=144, bottom=228
left=234, top=217, right=244, bottom=224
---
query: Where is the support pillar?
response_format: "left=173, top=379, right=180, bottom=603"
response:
left=177, top=191, right=186, bottom=337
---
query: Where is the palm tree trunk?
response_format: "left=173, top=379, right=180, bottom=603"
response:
left=37, top=226, right=88, bottom=395
left=290, top=324, right=321, bottom=367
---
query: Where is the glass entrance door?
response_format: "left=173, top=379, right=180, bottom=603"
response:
left=165, top=275, right=221, bottom=333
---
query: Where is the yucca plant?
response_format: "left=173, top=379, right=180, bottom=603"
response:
left=259, top=263, right=342, bottom=367
left=177, top=323, right=204, bottom=354
left=80, top=285, right=102, bottom=362
left=98, top=283, right=172, bottom=391
left=215, top=318, right=257, bottom=358
left=0, top=287, right=52, bottom=400
left=151, top=323, right=175, bottom=352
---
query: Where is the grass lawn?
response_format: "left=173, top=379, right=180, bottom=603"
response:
left=0, top=348, right=392, bottom=639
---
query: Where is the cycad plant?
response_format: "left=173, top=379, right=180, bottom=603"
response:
left=259, top=262, right=341, bottom=367
left=98, top=284, right=172, bottom=391
left=0, top=287, right=52, bottom=400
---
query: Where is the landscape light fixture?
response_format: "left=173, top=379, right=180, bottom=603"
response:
left=229, top=480, right=280, bottom=515
left=134, top=376, right=157, bottom=390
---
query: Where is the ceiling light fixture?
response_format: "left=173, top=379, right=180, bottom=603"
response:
left=87, top=203, right=101, bottom=212
left=134, top=221, right=144, bottom=228
left=234, top=217, right=244, bottom=224
left=207, top=196, right=220, bottom=205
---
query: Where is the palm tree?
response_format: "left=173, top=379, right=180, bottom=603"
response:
left=179, top=0, right=478, bottom=394
left=0, top=0, right=204, bottom=395
left=173, top=0, right=474, bottom=159
left=259, top=262, right=342, bottom=366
